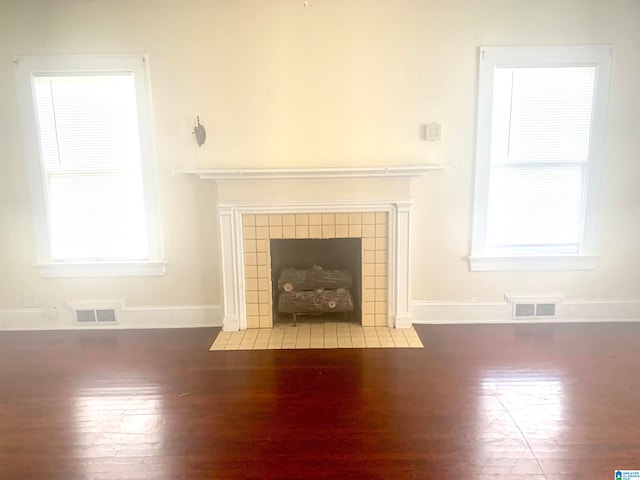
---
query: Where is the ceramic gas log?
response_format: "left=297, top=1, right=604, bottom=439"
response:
left=277, top=265, right=353, bottom=292
left=276, top=266, right=354, bottom=324
left=278, top=287, right=354, bottom=314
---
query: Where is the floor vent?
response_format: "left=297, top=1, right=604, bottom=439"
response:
left=75, top=308, right=117, bottom=324
left=513, top=302, right=557, bottom=320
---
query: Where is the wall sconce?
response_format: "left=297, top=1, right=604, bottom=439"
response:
left=192, top=116, right=206, bottom=147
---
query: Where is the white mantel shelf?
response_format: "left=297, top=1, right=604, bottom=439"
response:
left=172, top=165, right=444, bottom=181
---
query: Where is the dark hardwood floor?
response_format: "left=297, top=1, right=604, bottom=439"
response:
left=1, top=323, right=639, bottom=479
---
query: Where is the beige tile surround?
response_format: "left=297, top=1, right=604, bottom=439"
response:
left=210, top=322, right=424, bottom=350
left=242, top=211, right=388, bottom=328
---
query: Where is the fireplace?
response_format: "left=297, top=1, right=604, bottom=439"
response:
left=177, top=166, right=439, bottom=331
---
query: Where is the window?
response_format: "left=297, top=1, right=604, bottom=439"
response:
left=16, top=55, right=164, bottom=277
left=469, top=46, right=613, bottom=271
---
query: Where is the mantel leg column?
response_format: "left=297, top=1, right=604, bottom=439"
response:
left=218, top=207, right=243, bottom=331
left=393, top=202, right=413, bottom=329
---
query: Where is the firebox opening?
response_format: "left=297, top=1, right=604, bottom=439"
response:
left=270, top=238, right=362, bottom=325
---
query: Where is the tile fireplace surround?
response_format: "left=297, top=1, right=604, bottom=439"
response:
left=243, top=211, right=387, bottom=328
left=177, top=166, right=441, bottom=331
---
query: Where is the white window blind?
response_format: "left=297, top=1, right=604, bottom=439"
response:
left=485, top=66, right=596, bottom=254
left=33, top=74, right=149, bottom=261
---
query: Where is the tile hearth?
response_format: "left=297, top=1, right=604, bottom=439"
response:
left=210, top=322, right=424, bottom=350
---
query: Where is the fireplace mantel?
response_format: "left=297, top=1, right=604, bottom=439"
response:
left=176, top=165, right=440, bottom=331
left=172, top=164, right=444, bottom=182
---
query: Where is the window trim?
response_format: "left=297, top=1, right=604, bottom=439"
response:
left=15, top=54, right=165, bottom=277
left=469, top=45, right=613, bottom=272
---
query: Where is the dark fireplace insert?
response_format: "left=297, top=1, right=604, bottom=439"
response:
left=270, top=238, right=362, bottom=324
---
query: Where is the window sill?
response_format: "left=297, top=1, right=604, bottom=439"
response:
left=468, top=254, right=599, bottom=272
left=35, top=260, right=167, bottom=278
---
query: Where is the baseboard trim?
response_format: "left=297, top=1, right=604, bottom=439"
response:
left=412, top=300, right=640, bottom=324
left=0, top=304, right=223, bottom=331
left=221, top=315, right=240, bottom=332
left=394, top=313, right=413, bottom=329
left=4, top=300, right=638, bottom=330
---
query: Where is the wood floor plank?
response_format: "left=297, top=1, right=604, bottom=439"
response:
left=1, top=324, right=639, bottom=479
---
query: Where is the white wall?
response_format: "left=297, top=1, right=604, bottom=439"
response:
left=1, top=0, right=639, bottom=325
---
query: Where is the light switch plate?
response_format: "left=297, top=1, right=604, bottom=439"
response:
left=425, top=122, right=442, bottom=141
